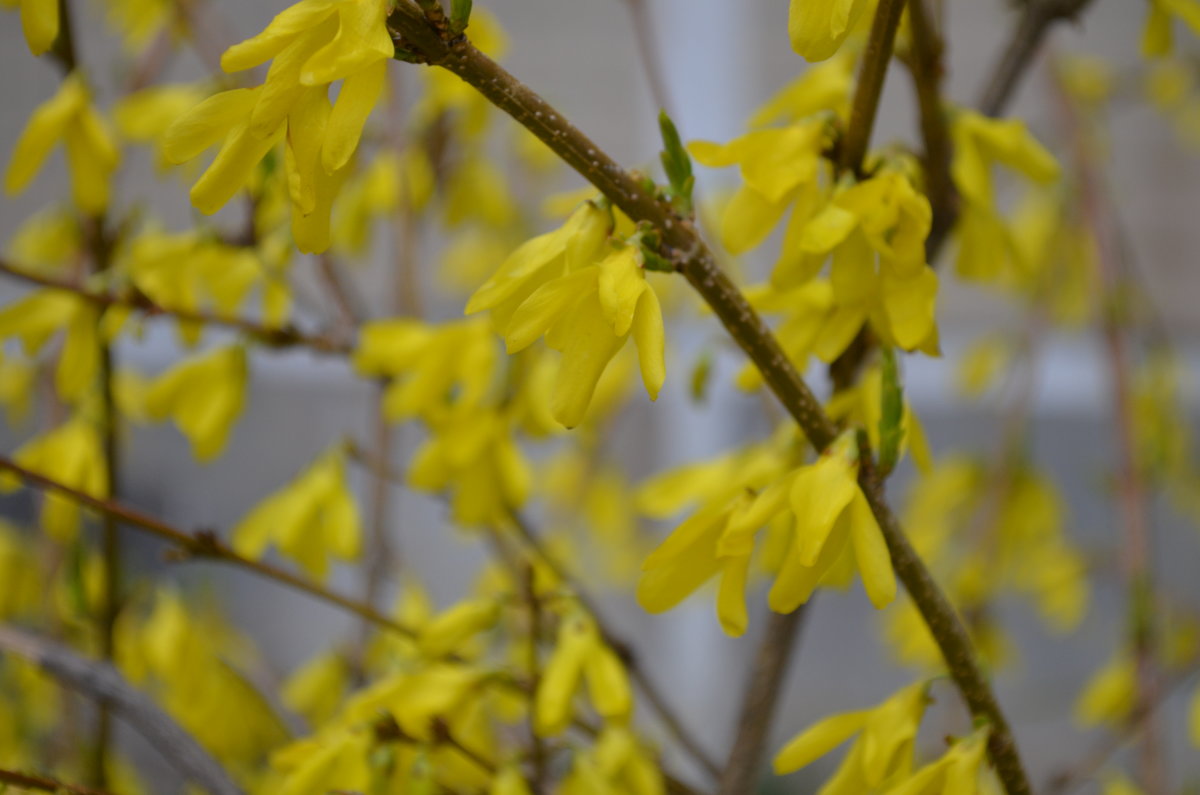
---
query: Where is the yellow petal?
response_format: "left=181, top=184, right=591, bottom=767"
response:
left=716, top=554, right=752, bottom=637
left=548, top=294, right=625, bottom=429
left=773, top=709, right=869, bottom=774
left=848, top=492, right=894, bottom=607
left=322, top=57, right=385, bottom=174
left=300, top=0, right=394, bottom=85
left=791, top=453, right=858, bottom=566
left=190, top=122, right=284, bottom=215
left=597, top=246, right=646, bottom=337
left=504, top=268, right=595, bottom=354
left=20, top=0, right=60, bottom=56
left=720, top=183, right=791, bottom=255
left=163, top=88, right=260, bottom=164
left=5, top=74, right=85, bottom=195
left=584, top=645, right=632, bottom=720
left=220, top=0, right=340, bottom=72
left=632, top=285, right=665, bottom=401
left=789, top=0, right=867, bottom=62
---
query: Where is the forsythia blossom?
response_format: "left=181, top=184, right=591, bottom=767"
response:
left=4, top=0, right=59, bottom=55
left=164, top=0, right=394, bottom=252
left=231, top=444, right=362, bottom=582
left=773, top=681, right=929, bottom=789
left=5, top=73, right=120, bottom=214
left=788, top=0, right=869, bottom=62
left=467, top=201, right=665, bottom=429
left=142, top=345, right=248, bottom=461
left=638, top=431, right=895, bottom=637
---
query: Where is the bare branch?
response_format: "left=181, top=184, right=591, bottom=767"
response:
left=0, top=625, right=242, bottom=795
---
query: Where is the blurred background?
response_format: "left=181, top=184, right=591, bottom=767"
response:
left=1, top=0, right=1199, bottom=792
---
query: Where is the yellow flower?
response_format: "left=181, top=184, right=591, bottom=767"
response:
left=0, top=289, right=100, bottom=403
left=353, top=317, right=498, bottom=423
left=535, top=609, right=632, bottom=736
left=282, top=650, right=349, bottom=726
left=951, top=110, right=1059, bottom=282
left=638, top=431, right=895, bottom=637
left=5, top=73, right=120, bottom=214
left=788, top=0, right=870, bottom=62
left=4, top=0, right=59, bottom=56
left=1075, top=652, right=1136, bottom=727
left=883, top=726, right=991, bottom=795
left=6, top=206, right=81, bottom=275
left=748, top=51, right=856, bottom=128
left=0, top=417, right=106, bottom=542
left=164, top=0, right=392, bottom=251
left=231, top=444, right=362, bottom=581
left=143, top=345, right=248, bottom=461
left=497, top=243, right=665, bottom=429
left=1142, top=0, right=1200, bottom=56
left=104, top=0, right=171, bottom=52
left=417, top=599, right=502, bottom=659
left=689, top=117, right=827, bottom=256
left=121, top=229, right=268, bottom=344
left=113, top=84, right=208, bottom=171
left=468, top=203, right=664, bottom=428
left=408, top=407, right=532, bottom=526
left=774, top=681, right=929, bottom=789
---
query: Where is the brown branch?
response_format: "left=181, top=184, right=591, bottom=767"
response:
left=839, top=0, right=908, bottom=176
left=0, top=260, right=352, bottom=356
left=906, top=0, right=956, bottom=258
left=383, top=5, right=1032, bottom=792
left=0, top=457, right=419, bottom=640
left=0, top=625, right=241, bottom=795
left=979, top=0, right=1096, bottom=118
left=0, top=768, right=115, bottom=795
left=715, top=609, right=809, bottom=795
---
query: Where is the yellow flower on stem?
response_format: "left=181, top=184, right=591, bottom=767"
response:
left=884, top=726, right=991, bottom=795
left=773, top=681, right=930, bottom=790
left=788, top=0, right=870, bottom=62
left=535, top=609, right=632, bottom=736
left=0, top=289, right=100, bottom=403
left=0, top=416, right=107, bottom=543
left=1142, top=0, right=1200, bottom=56
left=142, top=345, right=248, bottom=461
left=231, top=444, right=362, bottom=582
left=164, top=0, right=392, bottom=252
left=950, top=109, right=1059, bottom=281
left=5, top=0, right=59, bottom=56
left=638, top=431, right=896, bottom=637
left=469, top=204, right=664, bottom=428
left=689, top=117, right=828, bottom=256
left=5, top=74, right=120, bottom=214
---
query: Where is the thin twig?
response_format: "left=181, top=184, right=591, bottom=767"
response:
left=1046, top=666, right=1199, bottom=794
left=0, top=457, right=419, bottom=640
left=905, top=0, right=956, bottom=258
left=619, top=0, right=674, bottom=117
left=715, top=609, right=809, bottom=795
left=979, top=0, right=1096, bottom=118
left=1052, top=67, right=1165, bottom=794
left=839, top=0, right=908, bottom=176
left=0, top=768, right=115, bottom=795
left=0, top=626, right=241, bottom=795
left=0, top=260, right=352, bottom=356
left=384, top=6, right=1031, bottom=792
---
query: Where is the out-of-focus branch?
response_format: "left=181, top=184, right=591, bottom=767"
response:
left=0, top=625, right=241, bottom=795
left=0, top=457, right=418, bottom=640
left=715, top=609, right=808, bottom=795
left=979, top=0, right=1097, bottom=117
left=905, top=0, right=956, bottom=258
left=619, top=0, right=674, bottom=117
left=0, top=768, right=114, bottom=795
left=1052, top=68, right=1165, bottom=794
left=0, top=260, right=353, bottom=356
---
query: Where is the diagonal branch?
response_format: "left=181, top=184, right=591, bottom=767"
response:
left=839, top=0, right=908, bottom=176
left=0, top=260, right=352, bottom=357
left=0, top=768, right=115, bottom=795
left=0, top=456, right=417, bottom=639
left=0, top=625, right=241, bottom=795
left=384, top=5, right=1031, bottom=793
